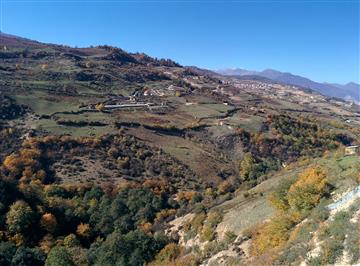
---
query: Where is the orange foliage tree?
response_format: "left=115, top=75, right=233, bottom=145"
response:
left=40, top=213, right=58, bottom=233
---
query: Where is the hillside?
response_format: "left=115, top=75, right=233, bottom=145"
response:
left=217, top=68, right=360, bottom=104
left=169, top=153, right=360, bottom=266
left=0, top=33, right=359, bottom=266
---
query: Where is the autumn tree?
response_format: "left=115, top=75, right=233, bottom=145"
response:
left=40, top=213, right=57, bottom=233
left=251, top=166, right=330, bottom=256
left=149, top=243, right=182, bottom=265
left=39, top=234, right=55, bottom=253
left=76, top=223, right=90, bottom=238
left=250, top=215, right=294, bottom=256
left=287, top=167, right=329, bottom=220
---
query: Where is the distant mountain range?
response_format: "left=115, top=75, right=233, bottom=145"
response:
left=217, top=68, right=359, bottom=104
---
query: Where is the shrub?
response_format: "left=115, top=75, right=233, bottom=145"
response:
left=224, top=231, right=237, bottom=244
left=320, top=240, right=343, bottom=265
left=250, top=215, right=294, bottom=255
left=151, top=243, right=182, bottom=264
left=200, top=225, right=215, bottom=242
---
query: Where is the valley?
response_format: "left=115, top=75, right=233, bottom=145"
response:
left=0, top=33, right=359, bottom=266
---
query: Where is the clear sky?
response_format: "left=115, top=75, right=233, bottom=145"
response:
left=1, top=0, right=359, bottom=84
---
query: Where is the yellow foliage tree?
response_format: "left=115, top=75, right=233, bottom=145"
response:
left=3, top=148, right=42, bottom=182
left=76, top=223, right=90, bottom=238
left=250, top=215, right=294, bottom=256
left=3, top=154, right=23, bottom=176
left=287, top=167, right=328, bottom=214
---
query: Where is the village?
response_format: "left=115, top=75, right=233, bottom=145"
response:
left=83, top=84, right=191, bottom=112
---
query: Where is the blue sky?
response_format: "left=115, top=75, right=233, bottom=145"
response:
left=1, top=0, right=359, bottom=84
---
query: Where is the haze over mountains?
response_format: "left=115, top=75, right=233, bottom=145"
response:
left=217, top=68, right=360, bottom=104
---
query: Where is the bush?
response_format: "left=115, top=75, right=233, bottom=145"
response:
left=200, top=225, right=215, bottom=242
left=224, top=231, right=237, bottom=244
left=150, top=243, right=182, bottom=264
left=250, top=214, right=294, bottom=255
left=320, top=239, right=343, bottom=265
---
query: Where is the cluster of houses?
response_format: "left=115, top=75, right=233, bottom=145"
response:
left=143, top=85, right=190, bottom=97
left=86, top=83, right=191, bottom=112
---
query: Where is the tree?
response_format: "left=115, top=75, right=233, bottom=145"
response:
left=218, top=180, right=234, bottom=195
left=40, top=213, right=57, bottom=233
left=0, top=241, right=16, bottom=266
left=287, top=167, right=328, bottom=216
left=91, top=229, right=165, bottom=266
left=63, top=234, right=80, bottom=248
left=11, top=247, right=45, bottom=266
left=3, top=153, right=23, bottom=176
left=76, top=223, right=90, bottom=238
left=239, top=153, right=255, bottom=180
left=6, top=201, right=34, bottom=235
left=45, top=246, right=75, bottom=266
left=268, top=178, right=295, bottom=212
left=39, top=234, right=55, bottom=253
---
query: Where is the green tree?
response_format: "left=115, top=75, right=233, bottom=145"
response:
left=45, top=246, right=75, bottom=266
left=0, top=241, right=16, bottom=266
left=6, top=201, right=34, bottom=235
left=11, top=247, right=45, bottom=266
left=239, top=153, right=255, bottom=180
left=91, top=229, right=165, bottom=266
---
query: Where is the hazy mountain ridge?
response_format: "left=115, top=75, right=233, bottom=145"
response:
left=217, top=68, right=359, bottom=103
